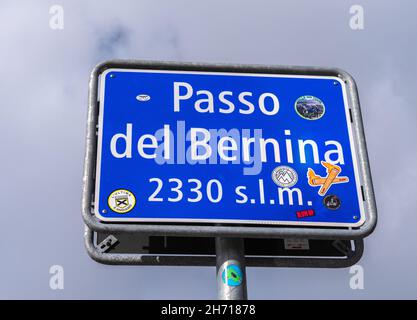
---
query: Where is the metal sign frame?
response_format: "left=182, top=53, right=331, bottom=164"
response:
left=82, top=60, right=377, bottom=240
left=84, top=227, right=364, bottom=268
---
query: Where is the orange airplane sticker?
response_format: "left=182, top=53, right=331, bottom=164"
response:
left=307, top=161, right=349, bottom=196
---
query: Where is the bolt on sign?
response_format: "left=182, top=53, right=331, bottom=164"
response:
left=83, top=61, right=377, bottom=238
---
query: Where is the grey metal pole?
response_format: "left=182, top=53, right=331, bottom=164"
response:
left=215, top=237, right=247, bottom=300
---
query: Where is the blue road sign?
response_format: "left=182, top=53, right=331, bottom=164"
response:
left=94, top=68, right=365, bottom=227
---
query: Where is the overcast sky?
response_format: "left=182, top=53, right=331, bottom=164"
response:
left=0, top=0, right=416, bottom=299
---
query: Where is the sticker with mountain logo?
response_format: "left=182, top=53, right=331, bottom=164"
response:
left=271, top=165, right=298, bottom=188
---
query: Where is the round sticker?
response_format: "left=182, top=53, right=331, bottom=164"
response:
left=323, top=194, right=341, bottom=210
left=221, top=264, right=243, bottom=287
left=295, top=95, right=325, bottom=120
left=272, top=166, right=298, bottom=188
left=107, top=189, right=136, bottom=214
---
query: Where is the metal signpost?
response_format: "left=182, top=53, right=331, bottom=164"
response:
left=82, top=60, right=377, bottom=300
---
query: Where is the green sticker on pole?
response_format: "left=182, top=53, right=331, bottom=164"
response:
left=222, top=264, right=243, bottom=286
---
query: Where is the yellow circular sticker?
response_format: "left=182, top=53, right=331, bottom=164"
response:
left=107, top=189, right=136, bottom=214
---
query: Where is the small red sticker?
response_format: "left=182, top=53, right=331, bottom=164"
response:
left=296, top=209, right=315, bottom=219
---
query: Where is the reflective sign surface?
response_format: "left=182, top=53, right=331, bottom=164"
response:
left=94, top=69, right=365, bottom=227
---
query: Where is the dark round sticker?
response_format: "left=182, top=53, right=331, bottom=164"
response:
left=295, top=95, right=325, bottom=120
left=323, top=195, right=341, bottom=210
